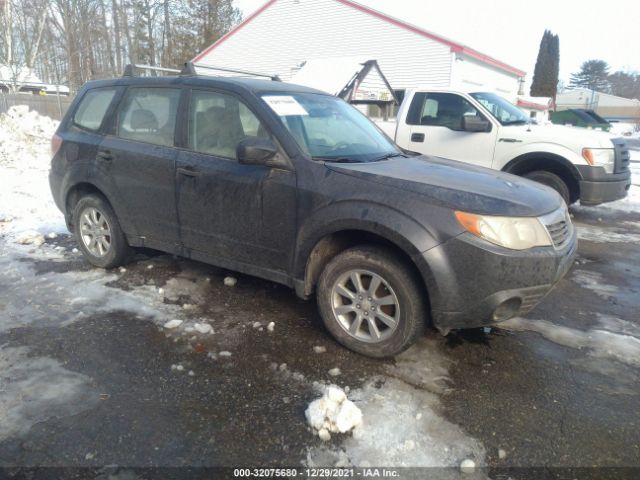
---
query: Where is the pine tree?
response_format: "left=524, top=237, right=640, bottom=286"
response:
left=569, top=60, right=611, bottom=92
left=530, top=30, right=560, bottom=100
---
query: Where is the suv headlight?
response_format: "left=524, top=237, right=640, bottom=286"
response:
left=455, top=211, right=552, bottom=250
left=582, top=148, right=615, bottom=173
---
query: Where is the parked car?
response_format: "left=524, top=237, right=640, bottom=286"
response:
left=377, top=88, right=631, bottom=206
left=49, top=67, right=577, bottom=357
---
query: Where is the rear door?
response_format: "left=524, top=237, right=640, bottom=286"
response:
left=403, top=92, right=497, bottom=168
left=175, top=88, right=297, bottom=272
left=99, top=86, right=182, bottom=248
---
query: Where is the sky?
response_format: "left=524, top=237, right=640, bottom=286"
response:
left=232, top=0, right=640, bottom=85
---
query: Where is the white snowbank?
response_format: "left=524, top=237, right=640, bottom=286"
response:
left=577, top=224, right=640, bottom=243
left=0, top=106, right=66, bottom=248
left=306, top=385, right=363, bottom=439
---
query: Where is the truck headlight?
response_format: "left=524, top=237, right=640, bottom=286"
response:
left=455, top=211, right=552, bottom=250
left=582, top=148, right=615, bottom=174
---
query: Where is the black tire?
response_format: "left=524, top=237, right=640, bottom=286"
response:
left=317, top=245, right=427, bottom=358
left=523, top=170, right=570, bottom=204
left=72, top=194, right=132, bottom=269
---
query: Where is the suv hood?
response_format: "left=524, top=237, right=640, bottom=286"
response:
left=326, top=155, right=562, bottom=217
left=501, top=123, right=617, bottom=148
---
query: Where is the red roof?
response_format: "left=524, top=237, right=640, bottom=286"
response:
left=193, top=0, right=526, bottom=78
left=517, top=98, right=549, bottom=111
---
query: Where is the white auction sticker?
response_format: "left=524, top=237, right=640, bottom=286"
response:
left=262, top=95, right=308, bottom=116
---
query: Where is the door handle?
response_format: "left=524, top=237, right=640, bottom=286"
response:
left=177, top=167, right=202, bottom=178
left=411, top=133, right=425, bottom=142
left=96, top=150, right=113, bottom=161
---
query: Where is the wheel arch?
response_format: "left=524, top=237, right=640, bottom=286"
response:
left=296, top=226, right=432, bottom=317
left=502, top=152, right=583, bottom=203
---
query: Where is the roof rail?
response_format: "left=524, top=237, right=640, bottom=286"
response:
left=122, top=64, right=181, bottom=77
left=181, top=61, right=281, bottom=81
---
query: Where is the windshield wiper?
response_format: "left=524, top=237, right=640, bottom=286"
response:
left=502, top=120, right=529, bottom=126
left=371, top=152, right=407, bottom=162
left=314, top=156, right=362, bottom=163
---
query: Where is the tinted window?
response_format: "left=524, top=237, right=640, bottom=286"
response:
left=117, top=87, right=181, bottom=146
left=407, top=92, right=483, bottom=130
left=73, top=88, right=117, bottom=131
left=189, top=90, right=268, bottom=158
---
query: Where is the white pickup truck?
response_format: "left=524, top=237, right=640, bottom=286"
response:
left=377, top=88, right=631, bottom=205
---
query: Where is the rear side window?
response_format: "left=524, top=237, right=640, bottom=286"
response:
left=116, top=87, right=181, bottom=146
left=188, top=90, right=269, bottom=158
left=73, top=88, right=117, bottom=131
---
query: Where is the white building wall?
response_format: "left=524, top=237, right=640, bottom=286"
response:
left=450, top=56, right=521, bottom=99
left=197, top=0, right=454, bottom=90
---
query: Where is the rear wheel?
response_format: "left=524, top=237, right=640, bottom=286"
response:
left=317, top=245, right=427, bottom=358
left=72, top=194, right=132, bottom=269
left=523, top=170, right=570, bottom=204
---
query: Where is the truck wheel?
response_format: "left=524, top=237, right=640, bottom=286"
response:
left=317, top=245, right=426, bottom=358
left=524, top=170, right=570, bottom=204
left=72, top=194, right=132, bottom=269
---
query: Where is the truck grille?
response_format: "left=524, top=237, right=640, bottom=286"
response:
left=612, top=137, right=630, bottom=173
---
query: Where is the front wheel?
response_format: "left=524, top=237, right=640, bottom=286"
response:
left=523, top=170, right=570, bottom=205
left=317, top=245, right=427, bottom=358
left=72, top=194, right=132, bottom=269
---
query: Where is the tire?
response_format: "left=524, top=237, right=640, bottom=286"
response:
left=317, top=245, right=427, bottom=358
left=523, top=170, right=570, bottom=205
left=72, top=194, right=132, bottom=269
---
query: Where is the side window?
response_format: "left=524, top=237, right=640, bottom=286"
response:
left=73, top=88, right=117, bottom=131
left=116, top=87, right=181, bottom=146
left=189, top=90, right=269, bottom=158
left=407, top=92, right=482, bottom=131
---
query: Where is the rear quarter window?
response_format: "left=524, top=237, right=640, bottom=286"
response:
left=73, top=88, right=118, bottom=131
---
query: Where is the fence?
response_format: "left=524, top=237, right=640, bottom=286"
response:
left=0, top=92, right=74, bottom=120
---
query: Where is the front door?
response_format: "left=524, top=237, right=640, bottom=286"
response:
left=405, top=92, right=497, bottom=168
left=176, top=89, right=297, bottom=273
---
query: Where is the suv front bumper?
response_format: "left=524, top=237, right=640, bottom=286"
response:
left=415, top=228, right=577, bottom=333
left=576, top=165, right=631, bottom=206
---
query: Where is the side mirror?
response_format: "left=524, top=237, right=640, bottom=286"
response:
left=237, top=137, right=278, bottom=165
left=463, top=116, right=490, bottom=132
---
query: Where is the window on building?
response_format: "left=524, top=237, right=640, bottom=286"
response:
left=116, top=87, right=181, bottom=146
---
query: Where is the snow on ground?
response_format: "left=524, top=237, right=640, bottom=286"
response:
left=0, top=346, right=99, bottom=442
left=0, top=106, right=66, bottom=247
left=305, top=339, right=486, bottom=469
left=499, top=317, right=640, bottom=368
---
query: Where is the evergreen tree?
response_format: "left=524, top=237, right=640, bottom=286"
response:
left=569, top=60, right=611, bottom=92
left=608, top=71, right=640, bottom=100
left=530, top=30, right=560, bottom=99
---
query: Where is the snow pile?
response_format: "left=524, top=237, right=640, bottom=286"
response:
left=306, top=385, right=363, bottom=441
left=0, top=105, right=58, bottom=166
left=0, top=106, right=65, bottom=247
left=305, top=339, right=486, bottom=467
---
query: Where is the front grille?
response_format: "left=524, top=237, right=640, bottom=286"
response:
left=540, top=206, right=572, bottom=249
left=546, top=219, right=571, bottom=248
left=612, top=137, right=630, bottom=173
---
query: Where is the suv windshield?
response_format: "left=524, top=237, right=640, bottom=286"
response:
left=261, top=93, right=400, bottom=162
left=470, top=92, right=529, bottom=126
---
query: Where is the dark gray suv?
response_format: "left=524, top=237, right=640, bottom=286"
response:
left=49, top=65, right=577, bottom=357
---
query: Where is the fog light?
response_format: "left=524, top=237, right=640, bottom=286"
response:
left=492, top=298, right=522, bottom=322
